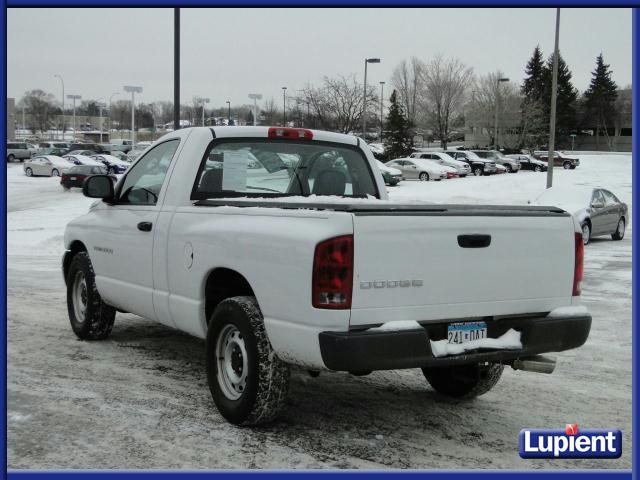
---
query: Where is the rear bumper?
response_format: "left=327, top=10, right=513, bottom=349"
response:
left=318, top=314, right=591, bottom=371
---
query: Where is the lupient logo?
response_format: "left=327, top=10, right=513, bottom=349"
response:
left=519, top=425, right=622, bottom=459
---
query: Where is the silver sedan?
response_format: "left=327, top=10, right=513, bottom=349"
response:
left=23, top=155, right=73, bottom=177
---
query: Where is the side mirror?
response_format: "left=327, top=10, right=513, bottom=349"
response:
left=83, top=175, right=115, bottom=201
left=591, top=201, right=604, bottom=209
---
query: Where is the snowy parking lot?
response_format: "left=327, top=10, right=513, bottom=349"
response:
left=7, top=153, right=632, bottom=469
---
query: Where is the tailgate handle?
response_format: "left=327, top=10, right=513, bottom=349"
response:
left=458, top=234, right=491, bottom=248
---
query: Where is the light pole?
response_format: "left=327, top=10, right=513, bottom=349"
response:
left=200, top=97, right=210, bottom=126
left=282, top=87, right=287, bottom=126
left=66, top=94, right=81, bottom=141
left=547, top=8, right=561, bottom=189
left=54, top=74, right=64, bottom=139
left=225, top=101, right=231, bottom=125
left=248, top=93, right=262, bottom=126
left=109, top=92, right=119, bottom=138
left=379, top=81, right=385, bottom=141
left=96, top=99, right=106, bottom=143
left=124, top=85, right=143, bottom=147
left=362, top=58, right=381, bottom=139
left=493, top=77, right=510, bottom=148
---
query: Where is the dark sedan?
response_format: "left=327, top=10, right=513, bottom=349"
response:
left=534, top=186, right=627, bottom=245
left=60, top=165, right=113, bottom=190
left=506, top=154, right=548, bottom=172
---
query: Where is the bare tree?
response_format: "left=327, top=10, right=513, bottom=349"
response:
left=419, top=55, right=474, bottom=149
left=299, top=74, right=376, bottom=134
left=18, top=90, right=57, bottom=134
left=391, top=57, right=424, bottom=126
left=261, top=98, right=281, bottom=125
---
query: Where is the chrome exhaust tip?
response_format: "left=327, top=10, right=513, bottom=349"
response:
left=512, top=355, right=557, bottom=374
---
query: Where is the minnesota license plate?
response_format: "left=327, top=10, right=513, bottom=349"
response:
left=447, top=321, right=487, bottom=344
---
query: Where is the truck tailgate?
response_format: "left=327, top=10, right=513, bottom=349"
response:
left=350, top=206, right=576, bottom=327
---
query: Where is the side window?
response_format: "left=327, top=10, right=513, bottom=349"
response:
left=602, top=190, right=618, bottom=206
left=118, top=139, right=179, bottom=205
left=592, top=190, right=605, bottom=206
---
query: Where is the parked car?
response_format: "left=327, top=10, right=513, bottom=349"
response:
left=367, top=143, right=385, bottom=159
left=64, top=126, right=591, bottom=426
left=63, top=154, right=105, bottom=167
left=91, top=154, right=130, bottom=174
left=60, top=165, right=113, bottom=190
left=6, top=142, right=34, bottom=162
left=68, top=143, right=105, bottom=154
left=533, top=151, right=580, bottom=169
left=126, top=145, right=148, bottom=162
left=444, top=150, right=498, bottom=176
left=101, top=139, right=133, bottom=153
left=376, top=160, right=402, bottom=186
left=68, top=149, right=99, bottom=157
left=23, top=155, right=73, bottom=177
left=387, top=157, right=457, bottom=181
left=410, top=152, right=471, bottom=177
left=507, top=154, right=548, bottom=172
left=533, top=186, right=627, bottom=245
left=495, top=164, right=507, bottom=174
left=39, top=141, right=71, bottom=156
left=472, top=150, right=520, bottom=173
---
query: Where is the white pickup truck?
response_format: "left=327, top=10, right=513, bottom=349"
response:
left=63, top=126, right=591, bottom=425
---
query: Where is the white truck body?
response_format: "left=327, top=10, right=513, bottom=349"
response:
left=63, top=126, right=591, bottom=424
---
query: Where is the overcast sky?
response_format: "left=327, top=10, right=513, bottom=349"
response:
left=7, top=8, right=632, bottom=109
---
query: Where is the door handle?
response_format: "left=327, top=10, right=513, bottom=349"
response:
left=458, top=234, right=491, bottom=248
left=137, top=222, right=153, bottom=232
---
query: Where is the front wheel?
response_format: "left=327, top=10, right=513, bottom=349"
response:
left=206, top=296, right=290, bottom=425
left=581, top=222, right=591, bottom=245
left=418, top=172, right=429, bottom=181
left=612, top=218, right=625, bottom=240
left=25, top=167, right=33, bottom=177
left=422, top=363, right=504, bottom=399
left=8, top=154, right=15, bottom=162
left=473, top=166, right=483, bottom=176
left=505, top=164, right=513, bottom=173
left=563, top=162, right=572, bottom=169
left=66, top=251, right=116, bottom=340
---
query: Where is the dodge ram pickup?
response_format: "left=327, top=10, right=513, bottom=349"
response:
left=63, top=126, right=591, bottom=425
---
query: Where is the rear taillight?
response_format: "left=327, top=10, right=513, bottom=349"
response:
left=268, top=127, right=313, bottom=140
left=446, top=172, right=458, bottom=179
left=573, top=232, right=584, bottom=296
left=312, top=235, right=353, bottom=309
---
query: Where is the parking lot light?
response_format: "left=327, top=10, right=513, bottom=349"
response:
left=66, top=94, right=81, bottom=141
left=54, top=74, right=64, bottom=139
left=248, top=93, right=262, bottom=126
left=124, top=85, right=143, bottom=147
left=282, top=87, right=287, bottom=126
left=363, top=58, right=381, bottom=139
left=226, top=101, right=231, bottom=125
left=109, top=92, right=120, bottom=138
left=493, top=77, right=510, bottom=149
left=200, top=98, right=210, bottom=126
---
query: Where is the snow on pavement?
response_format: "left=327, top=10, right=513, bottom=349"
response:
left=6, top=154, right=632, bottom=469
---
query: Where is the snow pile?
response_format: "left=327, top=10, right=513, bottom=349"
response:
left=546, top=305, right=590, bottom=318
left=430, top=328, right=522, bottom=358
left=368, top=320, right=422, bottom=332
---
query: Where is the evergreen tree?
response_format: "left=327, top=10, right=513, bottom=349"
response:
left=584, top=53, right=618, bottom=149
left=383, top=90, right=413, bottom=160
left=520, top=46, right=548, bottom=148
left=543, top=52, right=578, bottom=135
left=521, top=46, right=546, bottom=100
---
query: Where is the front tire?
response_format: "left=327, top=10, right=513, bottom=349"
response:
left=419, top=172, right=429, bottom=181
left=473, top=166, right=483, bottom=176
left=581, top=222, right=591, bottom=245
left=612, top=218, right=625, bottom=240
left=66, top=251, right=116, bottom=340
left=505, top=164, right=513, bottom=173
left=8, top=154, right=15, bottom=162
left=422, top=363, right=504, bottom=399
left=25, top=167, right=33, bottom=177
left=206, top=296, right=290, bottom=425
left=563, top=161, right=571, bottom=170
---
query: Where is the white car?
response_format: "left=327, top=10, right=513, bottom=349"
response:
left=367, top=143, right=385, bottom=157
left=410, top=152, right=471, bottom=177
left=63, top=154, right=104, bottom=167
left=23, top=155, right=73, bottom=177
left=387, top=157, right=458, bottom=181
left=63, top=126, right=590, bottom=426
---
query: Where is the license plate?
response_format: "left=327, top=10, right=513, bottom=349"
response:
left=447, top=321, right=487, bottom=344
left=70, top=176, right=76, bottom=180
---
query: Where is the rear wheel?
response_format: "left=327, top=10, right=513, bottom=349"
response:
left=534, top=165, right=542, bottom=172
left=422, top=363, right=504, bottom=399
left=51, top=169, right=60, bottom=177
left=25, top=167, right=33, bottom=177
left=581, top=222, right=591, bottom=245
left=8, top=154, right=15, bottom=162
left=505, top=164, right=513, bottom=173
left=419, top=172, right=429, bottom=181
left=612, top=218, right=625, bottom=240
left=563, top=161, right=571, bottom=169
left=206, top=296, right=290, bottom=425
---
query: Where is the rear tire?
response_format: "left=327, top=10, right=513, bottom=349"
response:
left=612, top=218, right=625, bottom=240
left=206, top=296, right=290, bottom=425
left=505, top=164, right=513, bottom=173
left=534, top=165, right=542, bottom=172
left=419, top=172, right=429, bottom=181
left=8, top=154, right=15, bottom=162
left=51, top=169, right=59, bottom=177
left=66, top=251, right=116, bottom=340
left=25, top=168, right=33, bottom=177
left=422, top=363, right=504, bottom=399
left=581, top=222, right=591, bottom=245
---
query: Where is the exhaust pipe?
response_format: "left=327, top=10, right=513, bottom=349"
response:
left=512, top=355, right=557, bottom=374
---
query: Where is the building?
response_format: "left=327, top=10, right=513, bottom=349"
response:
left=7, top=98, right=16, bottom=141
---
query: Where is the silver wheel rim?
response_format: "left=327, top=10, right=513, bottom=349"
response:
left=564, top=163, right=571, bottom=169
left=618, top=219, right=625, bottom=237
left=474, top=168, right=481, bottom=176
left=26, top=168, right=32, bottom=176
left=215, top=324, right=248, bottom=400
left=419, top=173, right=427, bottom=181
left=72, top=271, right=88, bottom=322
left=582, top=224, right=590, bottom=245
left=52, top=169, right=59, bottom=176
